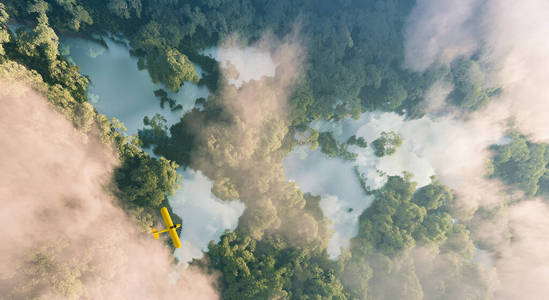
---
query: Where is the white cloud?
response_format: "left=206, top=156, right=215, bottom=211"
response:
left=171, top=169, right=245, bottom=264
left=202, top=45, right=277, bottom=87
left=403, top=0, right=483, bottom=72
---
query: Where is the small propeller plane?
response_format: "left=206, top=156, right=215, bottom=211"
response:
left=151, top=207, right=182, bottom=248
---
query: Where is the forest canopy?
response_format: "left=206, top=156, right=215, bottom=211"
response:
left=489, top=133, right=549, bottom=197
left=0, top=0, right=511, bottom=299
left=4, top=0, right=492, bottom=123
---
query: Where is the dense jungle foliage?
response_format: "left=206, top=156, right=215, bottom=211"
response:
left=4, top=0, right=497, bottom=122
left=489, top=133, right=549, bottom=197
left=1, top=1, right=502, bottom=299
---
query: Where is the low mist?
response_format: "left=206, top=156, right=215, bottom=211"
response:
left=0, top=82, right=218, bottom=299
left=404, top=0, right=549, bottom=296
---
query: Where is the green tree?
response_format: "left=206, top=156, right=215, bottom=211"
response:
left=318, top=131, right=339, bottom=158
left=144, top=45, right=199, bottom=91
left=49, top=0, right=93, bottom=31
left=139, top=113, right=170, bottom=154
left=372, top=131, right=402, bottom=157
left=206, top=231, right=348, bottom=300
left=346, top=135, right=367, bottom=148
left=0, top=2, right=184, bottom=250
left=7, top=7, right=89, bottom=101
left=0, top=3, right=9, bottom=57
left=448, top=58, right=500, bottom=110
left=490, top=133, right=549, bottom=196
left=15, top=15, right=59, bottom=62
left=107, top=0, right=142, bottom=19
left=318, top=131, right=359, bottom=161
left=115, top=142, right=180, bottom=208
left=353, top=176, right=454, bottom=256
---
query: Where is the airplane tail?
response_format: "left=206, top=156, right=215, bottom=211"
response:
left=151, top=228, right=159, bottom=239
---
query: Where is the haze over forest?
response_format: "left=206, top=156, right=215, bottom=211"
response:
left=1, top=0, right=549, bottom=299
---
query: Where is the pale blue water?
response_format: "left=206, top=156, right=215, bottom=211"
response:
left=61, top=35, right=209, bottom=136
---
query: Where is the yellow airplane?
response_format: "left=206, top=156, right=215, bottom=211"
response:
left=151, top=207, right=182, bottom=248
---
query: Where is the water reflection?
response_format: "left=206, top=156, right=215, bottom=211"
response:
left=172, top=169, right=245, bottom=264
left=60, top=36, right=209, bottom=136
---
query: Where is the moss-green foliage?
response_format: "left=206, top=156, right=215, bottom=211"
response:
left=10, top=0, right=497, bottom=125
left=318, top=131, right=340, bottom=158
left=4, top=0, right=92, bottom=31
left=343, top=176, right=491, bottom=300
left=411, top=180, right=454, bottom=244
left=8, top=0, right=498, bottom=124
left=354, top=175, right=420, bottom=255
left=139, top=113, right=170, bottom=154
left=352, top=226, right=492, bottom=300
left=346, top=135, right=367, bottom=148
left=2, top=3, right=89, bottom=102
left=6, top=241, right=86, bottom=299
left=128, top=18, right=201, bottom=91
left=153, top=88, right=182, bottom=111
left=48, top=0, right=93, bottom=31
left=180, top=46, right=221, bottom=91
left=107, top=0, right=142, bottom=19
left=288, top=77, right=315, bottom=128
left=490, top=132, right=549, bottom=197
left=448, top=58, right=501, bottom=111
left=352, top=176, right=453, bottom=256
left=139, top=60, right=489, bottom=299
left=140, top=44, right=199, bottom=91
left=372, top=131, right=402, bottom=157
left=318, top=131, right=358, bottom=161
left=115, top=142, right=180, bottom=208
left=0, top=3, right=10, bottom=56
left=206, top=231, right=348, bottom=300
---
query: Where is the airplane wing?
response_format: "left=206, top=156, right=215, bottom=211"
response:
left=168, top=227, right=182, bottom=248
left=160, top=207, right=182, bottom=248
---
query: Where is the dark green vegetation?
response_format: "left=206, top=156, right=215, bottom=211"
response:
left=345, top=176, right=492, bottom=300
left=4, top=0, right=495, bottom=123
left=346, top=135, right=368, bottom=148
left=318, top=132, right=359, bottom=161
left=154, top=88, right=182, bottom=111
left=205, top=231, right=347, bottom=300
left=140, top=113, right=170, bottom=155
left=2, top=0, right=501, bottom=299
left=354, top=176, right=453, bottom=255
left=447, top=58, right=501, bottom=111
left=489, top=132, right=549, bottom=197
left=372, top=131, right=402, bottom=157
